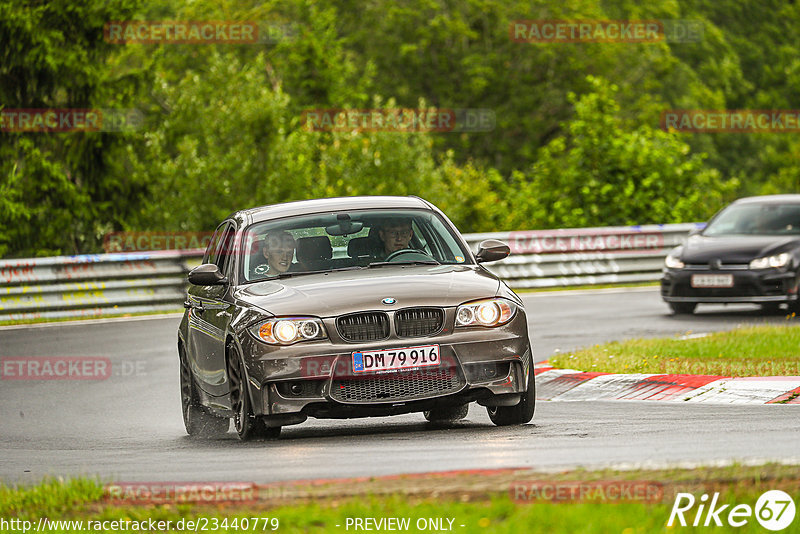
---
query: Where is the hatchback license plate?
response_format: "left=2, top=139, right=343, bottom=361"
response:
left=691, top=274, right=734, bottom=288
left=352, top=344, right=440, bottom=373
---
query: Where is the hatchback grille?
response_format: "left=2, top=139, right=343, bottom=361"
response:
left=685, top=264, right=749, bottom=270
left=673, top=281, right=759, bottom=297
left=395, top=307, right=444, bottom=337
left=331, top=367, right=463, bottom=403
left=336, top=312, right=389, bottom=342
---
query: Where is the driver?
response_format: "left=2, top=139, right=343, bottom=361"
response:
left=752, top=207, right=778, bottom=234
left=378, top=218, right=414, bottom=259
left=253, top=231, right=296, bottom=276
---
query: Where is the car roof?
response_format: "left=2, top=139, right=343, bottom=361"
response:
left=734, top=194, right=800, bottom=205
left=230, top=196, right=434, bottom=226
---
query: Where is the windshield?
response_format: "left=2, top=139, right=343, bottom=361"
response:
left=240, top=208, right=472, bottom=282
left=703, top=203, right=800, bottom=237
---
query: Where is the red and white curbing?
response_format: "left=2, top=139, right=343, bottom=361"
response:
left=534, top=364, right=800, bottom=405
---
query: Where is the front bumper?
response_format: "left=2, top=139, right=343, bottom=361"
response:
left=237, top=310, right=532, bottom=423
left=661, top=267, right=798, bottom=303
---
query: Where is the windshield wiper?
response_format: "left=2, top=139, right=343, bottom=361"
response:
left=264, top=263, right=435, bottom=280
left=273, top=269, right=331, bottom=279
left=367, top=260, right=440, bottom=268
left=273, top=266, right=365, bottom=279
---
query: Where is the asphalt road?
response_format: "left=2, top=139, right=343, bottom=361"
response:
left=1, top=287, right=798, bottom=485
left=527, top=286, right=797, bottom=358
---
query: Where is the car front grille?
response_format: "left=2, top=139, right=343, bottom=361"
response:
left=395, top=307, right=444, bottom=337
left=331, top=367, right=463, bottom=403
left=336, top=312, right=390, bottom=342
left=684, top=264, right=749, bottom=270
left=672, top=281, right=759, bottom=297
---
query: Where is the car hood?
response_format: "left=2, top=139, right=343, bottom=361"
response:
left=234, top=264, right=501, bottom=317
left=678, top=234, right=800, bottom=264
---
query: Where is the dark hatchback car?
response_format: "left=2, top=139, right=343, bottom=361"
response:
left=661, top=195, right=800, bottom=314
left=178, top=196, right=535, bottom=439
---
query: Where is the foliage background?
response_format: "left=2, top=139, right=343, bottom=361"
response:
left=1, top=0, right=797, bottom=257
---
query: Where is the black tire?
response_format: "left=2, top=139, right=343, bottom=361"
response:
left=487, top=373, right=535, bottom=426
left=179, top=345, right=229, bottom=438
left=227, top=347, right=281, bottom=441
left=669, top=302, right=697, bottom=315
left=424, top=403, right=469, bottom=423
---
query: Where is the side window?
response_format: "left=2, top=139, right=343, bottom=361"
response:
left=203, top=225, right=224, bottom=264
left=204, top=222, right=234, bottom=273
left=214, top=224, right=236, bottom=275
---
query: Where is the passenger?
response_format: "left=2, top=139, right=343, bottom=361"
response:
left=253, top=231, right=296, bottom=276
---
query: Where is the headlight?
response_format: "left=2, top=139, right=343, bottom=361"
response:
left=249, top=317, right=327, bottom=345
left=455, top=298, right=516, bottom=327
left=749, top=253, right=790, bottom=270
left=665, top=254, right=684, bottom=269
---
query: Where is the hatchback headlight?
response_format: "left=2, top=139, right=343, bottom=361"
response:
left=749, top=253, right=790, bottom=270
left=455, top=298, right=517, bottom=327
left=665, top=254, right=684, bottom=269
left=249, top=317, right=327, bottom=345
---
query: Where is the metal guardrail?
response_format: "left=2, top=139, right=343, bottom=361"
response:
left=468, top=222, right=703, bottom=289
left=0, top=250, right=205, bottom=322
left=0, top=223, right=702, bottom=321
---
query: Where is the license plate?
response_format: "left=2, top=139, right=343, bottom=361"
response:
left=352, top=344, right=440, bottom=373
left=691, top=274, right=734, bottom=288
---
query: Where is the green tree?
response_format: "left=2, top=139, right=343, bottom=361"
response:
left=0, top=0, right=145, bottom=257
left=500, top=76, right=738, bottom=229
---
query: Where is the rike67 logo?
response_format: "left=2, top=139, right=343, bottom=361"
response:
left=668, top=490, right=796, bottom=531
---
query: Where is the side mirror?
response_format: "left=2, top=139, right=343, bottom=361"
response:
left=475, top=239, right=510, bottom=263
left=188, top=263, right=228, bottom=286
left=687, top=226, right=703, bottom=237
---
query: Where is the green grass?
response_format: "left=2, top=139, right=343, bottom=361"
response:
left=2, top=465, right=799, bottom=533
left=550, top=324, right=800, bottom=376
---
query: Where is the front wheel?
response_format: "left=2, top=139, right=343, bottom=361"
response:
left=669, top=302, right=697, bottom=315
left=487, top=374, right=535, bottom=426
left=180, top=345, right=229, bottom=438
left=227, top=347, right=281, bottom=441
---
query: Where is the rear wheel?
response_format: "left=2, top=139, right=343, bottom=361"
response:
left=179, top=345, right=229, bottom=438
left=487, top=374, right=535, bottom=426
left=669, top=302, right=697, bottom=315
left=424, top=403, right=469, bottom=423
left=227, top=347, right=281, bottom=441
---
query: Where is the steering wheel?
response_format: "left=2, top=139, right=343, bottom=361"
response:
left=384, top=248, right=439, bottom=263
